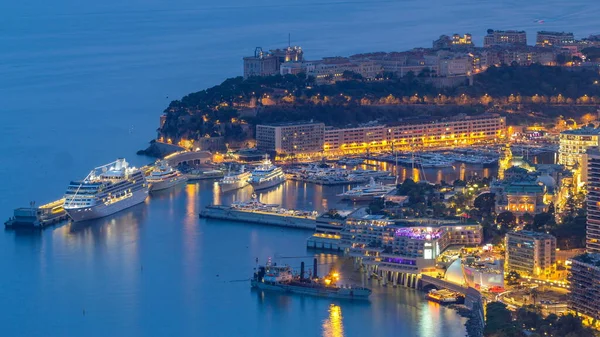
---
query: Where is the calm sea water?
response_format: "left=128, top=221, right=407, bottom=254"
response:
left=0, top=0, right=597, bottom=336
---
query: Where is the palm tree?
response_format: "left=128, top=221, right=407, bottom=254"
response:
left=529, top=287, right=539, bottom=306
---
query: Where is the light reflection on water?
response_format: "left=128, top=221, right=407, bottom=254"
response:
left=322, top=304, right=345, bottom=337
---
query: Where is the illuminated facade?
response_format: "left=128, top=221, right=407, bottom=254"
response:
left=445, top=258, right=505, bottom=292
left=452, top=33, right=473, bottom=46
left=505, top=230, right=556, bottom=278
left=558, top=127, right=600, bottom=169
left=586, top=150, right=600, bottom=253
left=256, top=121, right=325, bottom=155
left=568, top=253, right=600, bottom=321
left=340, top=213, right=482, bottom=272
left=536, top=31, right=575, bottom=47
left=483, top=29, right=527, bottom=48
left=494, top=178, right=547, bottom=216
left=325, top=113, right=506, bottom=154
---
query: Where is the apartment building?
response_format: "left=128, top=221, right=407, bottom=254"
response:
left=568, top=253, right=600, bottom=321
left=255, top=121, right=325, bottom=154
left=536, top=31, right=575, bottom=47
left=484, top=29, right=527, bottom=47
left=505, top=231, right=556, bottom=278
left=325, top=113, right=506, bottom=154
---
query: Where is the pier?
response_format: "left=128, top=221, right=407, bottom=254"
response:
left=200, top=205, right=319, bottom=230
left=5, top=198, right=69, bottom=229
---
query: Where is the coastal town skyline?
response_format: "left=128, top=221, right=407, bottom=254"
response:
left=3, top=0, right=600, bottom=336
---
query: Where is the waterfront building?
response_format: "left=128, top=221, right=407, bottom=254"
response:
left=567, top=253, right=600, bottom=321
left=256, top=121, right=325, bottom=155
left=558, top=127, right=600, bottom=169
left=243, top=47, right=279, bottom=78
left=505, top=231, right=556, bottom=278
left=586, top=149, right=600, bottom=253
left=483, top=29, right=527, bottom=48
left=536, top=31, right=575, bottom=47
left=324, top=113, right=506, bottom=154
left=340, top=210, right=482, bottom=277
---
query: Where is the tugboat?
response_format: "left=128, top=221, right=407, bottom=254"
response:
left=251, top=258, right=371, bottom=300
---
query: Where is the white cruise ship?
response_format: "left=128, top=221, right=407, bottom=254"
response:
left=337, top=178, right=396, bottom=202
left=63, top=158, right=149, bottom=222
left=147, top=160, right=187, bottom=191
left=218, top=165, right=251, bottom=193
left=250, top=156, right=285, bottom=191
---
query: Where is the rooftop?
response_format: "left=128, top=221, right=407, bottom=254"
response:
left=537, top=31, right=574, bottom=36
left=258, top=121, right=324, bottom=127
left=560, top=127, right=600, bottom=136
left=507, top=230, right=555, bottom=240
left=571, top=253, right=600, bottom=267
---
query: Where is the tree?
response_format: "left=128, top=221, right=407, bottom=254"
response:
left=506, top=271, right=521, bottom=285
left=474, top=192, right=495, bottom=214
left=484, top=302, right=514, bottom=336
left=432, top=202, right=447, bottom=218
left=496, top=211, right=516, bottom=227
left=521, top=212, right=534, bottom=225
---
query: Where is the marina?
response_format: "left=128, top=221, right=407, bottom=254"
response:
left=337, top=178, right=396, bottom=202
left=218, top=165, right=251, bottom=193
left=249, top=156, right=286, bottom=191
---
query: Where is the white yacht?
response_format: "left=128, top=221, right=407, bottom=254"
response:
left=250, top=156, right=285, bottom=191
left=337, top=178, right=396, bottom=202
left=63, top=158, right=149, bottom=222
left=218, top=165, right=251, bottom=193
left=147, top=160, right=187, bottom=191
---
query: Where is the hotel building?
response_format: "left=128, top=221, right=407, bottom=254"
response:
left=568, top=253, right=600, bottom=321
left=505, top=231, right=556, bottom=278
left=256, top=121, right=325, bottom=155
left=558, top=127, right=600, bottom=169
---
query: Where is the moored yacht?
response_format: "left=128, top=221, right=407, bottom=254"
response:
left=63, top=158, right=149, bottom=222
left=218, top=165, right=251, bottom=193
left=249, top=156, right=285, bottom=191
left=337, top=177, right=396, bottom=202
left=147, top=160, right=187, bottom=191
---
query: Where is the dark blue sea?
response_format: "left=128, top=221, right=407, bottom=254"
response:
left=0, top=0, right=598, bottom=336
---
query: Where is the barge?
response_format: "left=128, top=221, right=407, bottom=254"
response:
left=252, top=259, right=371, bottom=300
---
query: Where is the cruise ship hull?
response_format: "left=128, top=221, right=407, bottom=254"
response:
left=251, top=280, right=371, bottom=300
left=65, top=189, right=148, bottom=222
left=219, top=180, right=250, bottom=193
left=250, top=177, right=285, bottom=191
left=149, top=176, right=188, bottom=191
